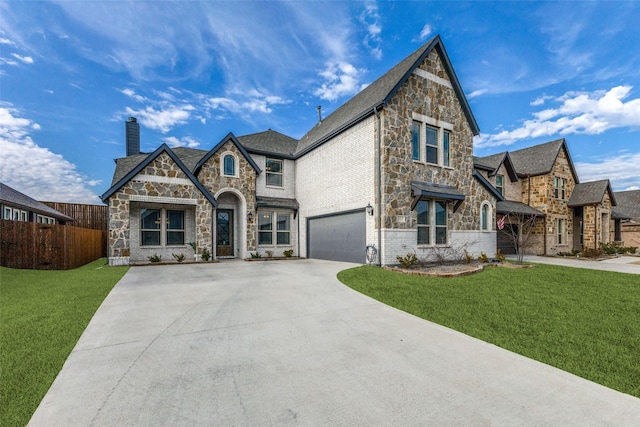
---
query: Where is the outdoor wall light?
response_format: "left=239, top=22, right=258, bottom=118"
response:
left=366, top=203, right=374, bottom=216
left=247, top=211, right=254, bottom=222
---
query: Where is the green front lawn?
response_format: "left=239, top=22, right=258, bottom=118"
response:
left=338, top=264, right=640, bottom=398
left=0, top=259, right=129, bottom=427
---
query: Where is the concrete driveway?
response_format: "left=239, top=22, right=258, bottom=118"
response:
left=30, top=259, right=640, bottom=426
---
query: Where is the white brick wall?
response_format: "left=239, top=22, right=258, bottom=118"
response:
left=252, top=154, right=296, bottom=199
left=378, top=229, right=496, bottom=265
left=296, top=117, right=376, bottom=258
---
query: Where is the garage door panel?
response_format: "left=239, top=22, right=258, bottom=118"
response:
left=308, top=211, right=365, bottom=263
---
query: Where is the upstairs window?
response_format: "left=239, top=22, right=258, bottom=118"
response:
left=443, top=131, right=450, bottom=167
left=554, top=177, right=566, bottom=199
left=411, top=121, right=420, bottom=161
left=425, top=126, right=438, bottom=164
left=266, top=158, right=283, bottom=187
left=223, top=154, right=236, bottom=177
left=495, top=175, right=504, bottom=196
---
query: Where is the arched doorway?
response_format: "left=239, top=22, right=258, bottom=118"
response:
left=214, top=189, right=247, bottom=259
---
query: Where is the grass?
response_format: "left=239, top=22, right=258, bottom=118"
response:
left=338, top=264, right=640, bottom=398
left=0, top=258, right=129, bottom=427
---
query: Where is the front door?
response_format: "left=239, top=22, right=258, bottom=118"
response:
left=216, top=209, right=234, bottom=257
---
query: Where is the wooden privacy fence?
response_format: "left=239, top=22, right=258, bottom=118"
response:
left=0, top=219, right=107, bottom=270
left=41, top=202, right=107, bottom=231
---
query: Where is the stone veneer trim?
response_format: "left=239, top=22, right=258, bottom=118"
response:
left=130, top=195, right=198, bottom=205
left=413, top=68, right=453, bottom=89
left=133, top=174, right=193, bottom=186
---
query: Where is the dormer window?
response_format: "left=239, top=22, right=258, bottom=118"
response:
left=222, top=153, right=237, bottom=177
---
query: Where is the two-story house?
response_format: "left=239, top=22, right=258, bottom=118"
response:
left=474, top=139, right=616, bottom=255
left=101, top=36, right=501, bottom=266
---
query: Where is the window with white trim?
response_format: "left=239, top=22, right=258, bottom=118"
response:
left=266, top=158, right=283, bottom=187
left=4, top=207, right=11, bottom=220
left=222, top=154, right=236, bottom=177
left=258, top=211, right=292, bottom=246
left=140, top=208, right=185, bottom=246
left=411, top=117, right=453, bottom=167
left=417, top=200, right=447, bottom=245
left=481, top=203, right=490, bottom=231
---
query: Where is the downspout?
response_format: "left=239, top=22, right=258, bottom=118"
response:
left=375, top=107, right=382, bottom=267
left=594, top=203, right=598, bottom=250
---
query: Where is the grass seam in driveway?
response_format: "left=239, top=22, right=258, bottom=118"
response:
left=337, top=264, right=640, bottom=398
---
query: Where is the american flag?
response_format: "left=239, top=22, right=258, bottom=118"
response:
left=497, top=216, right=505, bottom=230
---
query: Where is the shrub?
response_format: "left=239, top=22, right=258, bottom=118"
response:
left=495, top=249, right=506, bottom=262
left=478, top=252, right=489, bottom=263
left=283, top=249, right=294, bottom=258
left=463, top=249, right=474, bottom=264
left=201, top=248, right=211, bottom=261
left=581, top=247, right=604, bottom=258
left=148, top=254, right=162, bottom=263
left=172, top=253, right=186, bottom=263
left=188, top=242, right=197, bottom=252
left=250, top=252, right=262, bottom=259
left=396, top=252, right=418, bottom=268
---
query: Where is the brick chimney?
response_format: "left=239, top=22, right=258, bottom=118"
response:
left=125, top=117, right=140, bottom=156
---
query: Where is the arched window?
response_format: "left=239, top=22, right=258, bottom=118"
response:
left=223, top=154, right=235, bottom=177
left=481, top=202, right=490, bottom=231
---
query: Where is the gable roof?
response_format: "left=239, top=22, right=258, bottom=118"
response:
left=238, top=129, right=298, bottom=158
left=296, top=35, right=479, bottom=156
left=567, top=179, right=616, bottom=207
left=509, top=139, right=579, bottom=182
left=100, top=144, right=217, bottom=206
left=0, top=182, right=74, bottom=222
left=473, top=152, right=518, bottom=182
left=194, top=132, right=261, bottom=175
left=612, top=190, right=640, bottom=221
left=472, top=170, right=505, bottom=201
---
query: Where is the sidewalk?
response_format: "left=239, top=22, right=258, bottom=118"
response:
left=507, top=255, right=640, bottom=275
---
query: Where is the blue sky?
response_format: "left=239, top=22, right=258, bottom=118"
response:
left=1, top=1, right=639, bottom=204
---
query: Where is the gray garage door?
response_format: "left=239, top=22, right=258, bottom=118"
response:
left=308, top=210, right=366, bottom=263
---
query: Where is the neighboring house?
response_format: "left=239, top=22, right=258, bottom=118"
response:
left=611, top=190, right=640, bottom=247
left=102, top=36, right=500, bottom=266
left=474, top=139, right=617, bottom=255
left=1, top=183, right=73, bottom=225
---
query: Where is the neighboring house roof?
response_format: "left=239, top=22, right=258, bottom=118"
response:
left=509, top=139, right=579, bottom=182
left=496, top=200, right=546, bottom=217
left=296, top=35, right=479, bottom=156
left=612, top=190, right=640, bottom=221
left=194, top=132, right=261, bottom=175
left=473, top=152, right=518, bottom=182
left=238, top=129, right=298, bottom=158
left=567, top=179, right=616, bottom=207
left=472, top=170, right=504, bottom=201
left=101, top=144, right=217, bottom=206
left=0, top=182, right=74, bottom=222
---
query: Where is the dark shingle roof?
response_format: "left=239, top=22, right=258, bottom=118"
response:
left=567, top=179, right=616, bottom=207
left=473, top=152, right=518, bottom=182
left=238, top=130, right=298, bottom=158
left=509, top=139, right=578, bottom=181
left=612, top=190, right=640, bottom=221
left=111, top=147, right=207, bottom=185
left=496, top=200, right=545, bottom=217
left=0, top=183, right=74, bottom=222
left=296, top=35, right=479, bottom=156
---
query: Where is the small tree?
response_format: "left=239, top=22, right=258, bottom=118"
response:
left=498, top=211, right=541, bottom=264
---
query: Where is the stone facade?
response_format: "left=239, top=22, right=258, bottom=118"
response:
left=196, top=141, right=258, bottom=254
left=107, top=152, right=213, bottom=264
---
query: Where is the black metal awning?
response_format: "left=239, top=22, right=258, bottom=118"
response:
left=410, top=181, right=466, bottom=212
left=256, top=196, right=299, bottom=218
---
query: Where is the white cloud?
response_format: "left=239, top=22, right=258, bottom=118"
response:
left=121, top=88, right=148, bottom=103
left=124, top=104, right=194, bottom=134
left=11, top=53, right=33, bottom=64
left=416, top=24, right=433, bottom=42
left=314, top=61, right=363, bottom=101
left=360, top=3, right=382, bottom=60
left=530, top=95, right=553, bottom=106
left=467, top=89, right=488, bottom=99
left=474, top=85, right=640, bottom=148
left=0, top=106, right=100, bottom=203
left=0, top=37, right=14, bottom=45
left=575, top=152, right=640, bottom=192
left=162, top=136, right=201, bottom=148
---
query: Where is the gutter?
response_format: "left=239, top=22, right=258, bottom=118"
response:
left=375, top=107, right=382, bottom=266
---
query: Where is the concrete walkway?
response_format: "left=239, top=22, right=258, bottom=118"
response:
left=508, top=254, right=640, bottom=274
left=30, top=260, right=640, bottom=426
